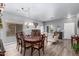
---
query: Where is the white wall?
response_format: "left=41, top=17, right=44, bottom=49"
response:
left=1, top=12, right=43, bottom=44
left=64, top=23, right=75, bottom=39
left=77, top=14, right=79, bottom=34
left=1, top=13, right=24, bottom=44
left=45, top=16, right=76, bottom=39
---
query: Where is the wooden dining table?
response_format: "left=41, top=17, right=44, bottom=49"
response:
left=23, top=36, right=42, bottom=55
left=24, top=36, right=42, bottom=43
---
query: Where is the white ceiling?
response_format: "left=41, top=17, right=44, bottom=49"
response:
left=3, top=3, right=79, bottom=22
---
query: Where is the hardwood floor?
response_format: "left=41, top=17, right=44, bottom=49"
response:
left=4, top=39, right=79, bottom=56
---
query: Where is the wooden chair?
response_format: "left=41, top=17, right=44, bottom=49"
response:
left=52, top=32, right=59, bottom=44
left=31, top=29, right=41, bottom=37
left=20, top=32, right=32, bottom=56
left=0, top=51, right=5, bottom=56
left=31, top=35, right=45, bottom=56
left=16, top=32, right=22, bottom=51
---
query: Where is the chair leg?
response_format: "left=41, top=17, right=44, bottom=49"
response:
left=20, top=46, right=22, bottom=53
left=16, top=42, right=20, bottom=51
left=75, top=50, right=78, bottom=54
left=38, top=49, right=40, bottom=56
left=42, top=47, right=44, bottom=55
left=16, top=43, right=19, bottom=50
left=23, top=47, right=26, bottom=56
left=20, top=41, right=23, bottom=53
left=31, top=47, right=33, bottom=56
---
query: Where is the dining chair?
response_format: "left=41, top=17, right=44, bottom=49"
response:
left=20, top=32, right=32, bottom=56
left=16, top=32, right=22, bottom=51
left=31, top=35, right=45, bottom=56
left=52, top=32, right=59, bottom=44
left=31, top=29, right=41, bottom=37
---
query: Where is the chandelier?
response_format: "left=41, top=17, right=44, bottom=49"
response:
left=19, top=7, right=38, bottom=28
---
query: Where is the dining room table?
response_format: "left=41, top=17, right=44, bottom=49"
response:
left=24, top=36, right=42, bottom=43
left=23, top=35, right=43, bottom=55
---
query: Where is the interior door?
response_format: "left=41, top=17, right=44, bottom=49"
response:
left=64, top=23, right=75, bottom=39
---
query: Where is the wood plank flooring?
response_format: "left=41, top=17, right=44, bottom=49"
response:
left=4, top=39, right=79, bottom=56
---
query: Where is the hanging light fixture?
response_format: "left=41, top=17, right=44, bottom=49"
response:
left=19, top=7, right=38, bottom=28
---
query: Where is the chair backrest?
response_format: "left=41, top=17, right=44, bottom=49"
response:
left=20, top=32, right=24, bottom=37
left=19, top=32, right=25, bottom=46
left=31, top=29, right=41, bottom=37
left=41, top=34, right=45, bottom=47
left=53, top=32, right=59, bottom=38
left=16, top=32, right=21, bottom=42
left=16, top=32, right=25, bottom=45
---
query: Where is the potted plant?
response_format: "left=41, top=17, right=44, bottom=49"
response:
left=72, top=43, right=79, bottom=53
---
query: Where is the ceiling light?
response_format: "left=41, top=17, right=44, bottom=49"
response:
left=28, top=22, right=34, bottom=26
left=24, top=22, right=34, bottom=26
